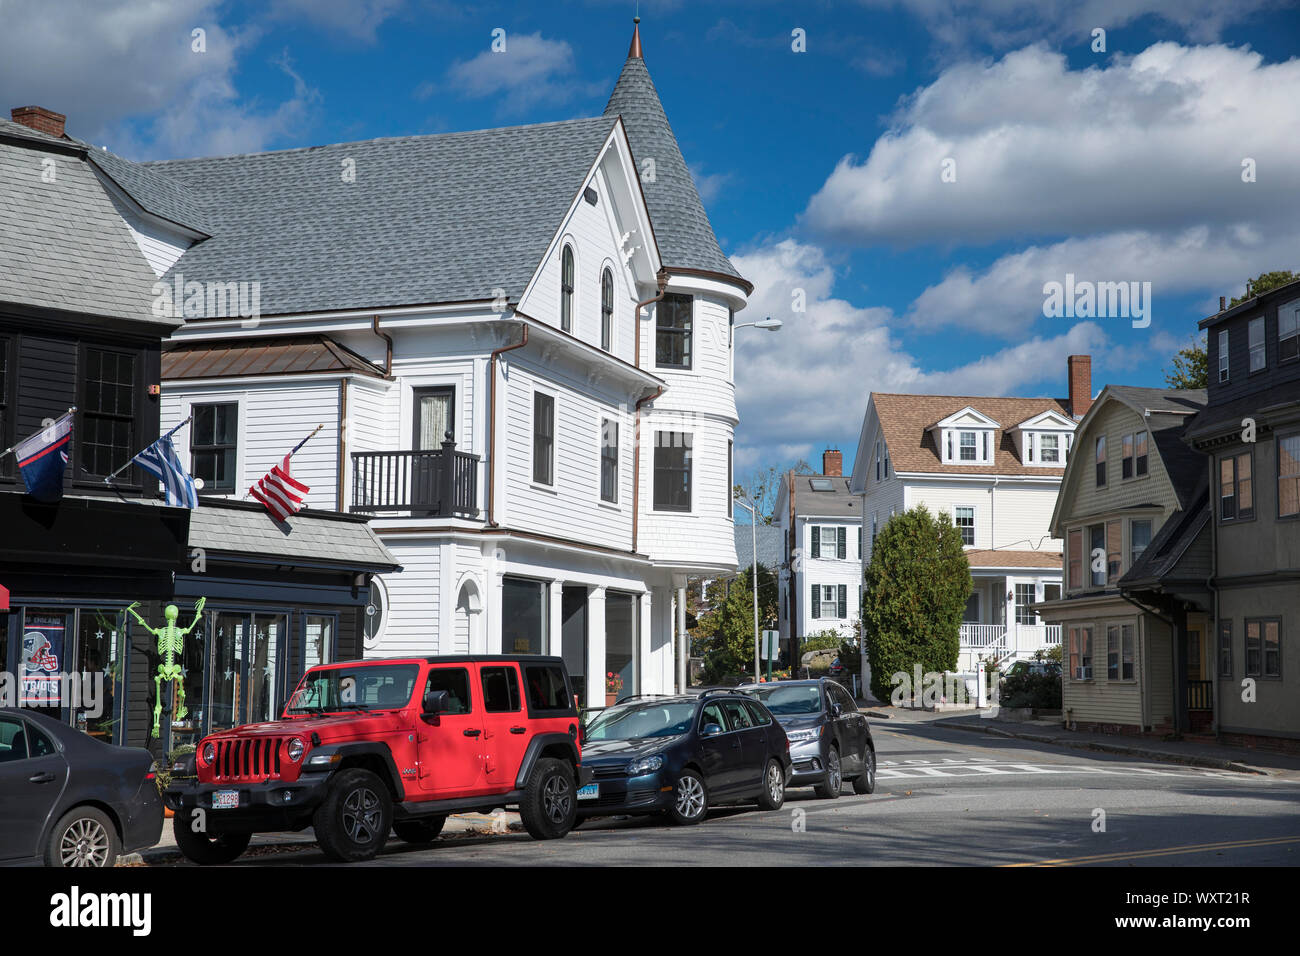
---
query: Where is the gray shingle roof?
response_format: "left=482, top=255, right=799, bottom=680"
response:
left=604, top=53, right=745, bottom=284
left=1119, top=480, right=1210, bottom=589
left=0, top=138, right=175, bottom=326
left=88, top=146, right=214, bottom=235
left=188, top=500, right=399, bottom=571
left=734, top=523, right=784, bottom=570
left=1103, top=386, right=1207, bottom=510
left=142, top=117, right=618, bottom=318
left=793, top=475, right=859, bottom=518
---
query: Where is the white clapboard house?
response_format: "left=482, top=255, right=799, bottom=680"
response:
left=86, top=22, right=749, bottom=707
left=848, top=357, right=1096, bottom=671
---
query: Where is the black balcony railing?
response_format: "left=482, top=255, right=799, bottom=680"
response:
left=1187, top=680, right=1213, bottom=711
left=351, top=438, right=479, bottom=517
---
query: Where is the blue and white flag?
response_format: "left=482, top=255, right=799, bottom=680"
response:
left=15, top=411, right=73, bottom=503
left=132, top=434, right=198, bottom=509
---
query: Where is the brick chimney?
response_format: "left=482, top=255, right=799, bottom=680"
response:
left=822, top=448, right=842, bottom=477
left=10, top=106, right=66, bottom=138
left=1068, top=355, right=1092, bottom=420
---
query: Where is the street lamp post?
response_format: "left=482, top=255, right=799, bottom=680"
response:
left=733, top=494, right=761, bottom=683
left=730, top=315, right=782, bottom=684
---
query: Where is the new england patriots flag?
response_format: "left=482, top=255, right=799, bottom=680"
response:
left=132, top=430, right=198, bottom=509
left=15, top=411, right=73, bottom=502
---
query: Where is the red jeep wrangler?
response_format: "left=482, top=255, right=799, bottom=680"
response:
left=163, top=655, right=589, bottom=863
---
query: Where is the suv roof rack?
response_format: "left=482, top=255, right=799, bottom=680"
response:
left=613, top=693, right=681, bottom=704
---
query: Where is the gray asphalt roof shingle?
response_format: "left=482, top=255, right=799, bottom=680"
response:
left=89, top=146, right=215, bottom=235
left=187, top=500, right=399, bottom=571
left=0, top=138, right=175, bottom=326
left=734, top=524, right=784, bottom=570
left=143, top=117, right=618, bottom=318
left=604, top=54, right=744, bottom=283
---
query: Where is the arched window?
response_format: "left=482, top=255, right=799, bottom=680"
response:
left=560, top=245, right=574, bottom=333
left=601, top=267, right=614, bottom=351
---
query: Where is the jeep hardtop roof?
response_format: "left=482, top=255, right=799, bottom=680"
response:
left=306, top=655, right=568, bottom=667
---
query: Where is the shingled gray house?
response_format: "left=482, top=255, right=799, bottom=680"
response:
left=94, top=21, right=750, bottom=707
left=0, top=110, right=398, bottom=755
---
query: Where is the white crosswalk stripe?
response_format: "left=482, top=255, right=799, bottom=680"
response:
left=874, top=761, right=1231, bottom=781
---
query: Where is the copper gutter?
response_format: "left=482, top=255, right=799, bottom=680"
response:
left=634, top=270, right=669, bottom=369
left=337, top=378, right=349, bottom=510
left=487, top=324, right=529, bottom=526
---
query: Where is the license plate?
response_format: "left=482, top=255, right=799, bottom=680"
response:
left=212, top=790, right=240, bottom=809
left=576, top=783, right=599, bottom=800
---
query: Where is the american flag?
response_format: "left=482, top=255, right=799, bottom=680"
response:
left=249, top=454, right=310, bottom=521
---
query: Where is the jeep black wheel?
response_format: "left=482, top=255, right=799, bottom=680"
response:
left=393, top=816, right=446, bottom=844
left=518, top=758, right=576, bottom=840
left=172, top=811, right=251, bottom=866
left=313, top=768, right=392, bottom=862
left=815, top=746, right=843, bottom=799
left=756, top=759, right=785, bottom=811
left=853, top=748, right=876, bottom=795
left=667, top=769, right=708, bottom=825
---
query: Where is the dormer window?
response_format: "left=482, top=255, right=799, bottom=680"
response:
left=1013, top=412, right=1076, bottom=468
left=932, top=407, right=999, bottom=465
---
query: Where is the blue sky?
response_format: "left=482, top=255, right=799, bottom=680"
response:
left=3, top=0, right=1299, bottom=477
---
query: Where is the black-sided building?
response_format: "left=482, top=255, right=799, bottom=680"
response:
left=0, top=110, right=399, bottom=757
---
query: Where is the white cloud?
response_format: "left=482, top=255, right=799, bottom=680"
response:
left=803, top=43, right=1300, bottom=246
left=265, top=0, right=406, bottom=41
left=905, top=224, right=1300, bottom=336
left=0, top=0, right=317, bottom=158
left=730, top=238, right=1125, bottom=466
left=442, top=32, right=600, bottom=113
left=857, top=0, right=1283, bottom=51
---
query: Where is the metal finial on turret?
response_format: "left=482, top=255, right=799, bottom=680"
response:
left=628, top=16, right=642, bottom=59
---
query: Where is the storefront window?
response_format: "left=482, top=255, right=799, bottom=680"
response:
left=209, top=612, right=246, bottom=732
left=501, top=577, right=547, bottom=655
left=172, top=603, right=206, bottom=750
left=19, top=608, right=71, bottom=724
left=304, top=615, right=334, bottom=671
left=248, top=614, right=282, bottom=724
left=75, top=609, right=125, bottom=741
left=605, top=592, right=638, bottom=700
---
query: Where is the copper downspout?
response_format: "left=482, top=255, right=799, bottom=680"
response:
left=631, top=271, right=670, bottom=553
left=337, top=378, right=349, bottom=510
left=372, top=315, right=392, bottom=376
left=487, top=324, right=529, bottom=526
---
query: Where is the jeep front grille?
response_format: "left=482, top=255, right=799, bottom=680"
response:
left=211, top=737, right=284, bottom=781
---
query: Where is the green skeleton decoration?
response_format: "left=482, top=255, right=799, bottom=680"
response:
left=126, top=598, right=205, bottom=738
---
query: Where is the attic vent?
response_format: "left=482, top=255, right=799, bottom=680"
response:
left=583, top=186, right=598, bottom=206
left=809, top=478, right=834, bottom=491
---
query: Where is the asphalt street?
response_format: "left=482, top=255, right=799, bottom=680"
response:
left=152, top=716, right=1300, bottom=867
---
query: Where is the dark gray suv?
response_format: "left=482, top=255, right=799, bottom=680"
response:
left=739, top=679, right=875, bottom=798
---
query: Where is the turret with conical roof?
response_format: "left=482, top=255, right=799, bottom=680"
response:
left=605, top=19, right=746, bottom=286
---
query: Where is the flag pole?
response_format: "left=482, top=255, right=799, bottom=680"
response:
left=0, top=406, right=76, bottom=461
left=103, top=414, right=192, bottom=485
left=242, top=425, right=323, bottom=501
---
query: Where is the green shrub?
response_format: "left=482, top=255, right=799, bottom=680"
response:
left=801, top=631, right=842, bottom=652
left=1001, top=672, right=1062, bottom=709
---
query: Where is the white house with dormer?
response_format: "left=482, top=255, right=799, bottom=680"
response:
left=849, top=356, right=1096, bottom=669
left=81, top=21, right=749, bottom=708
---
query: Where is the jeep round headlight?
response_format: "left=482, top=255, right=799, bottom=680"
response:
left=202, top=742, right=216, bottom=764
left=626, top=754, right=665, bottom=776
left=286, top=738, right=305, bottom=762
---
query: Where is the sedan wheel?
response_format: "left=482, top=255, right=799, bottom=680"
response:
left=45, top=807, right=120, bottom=868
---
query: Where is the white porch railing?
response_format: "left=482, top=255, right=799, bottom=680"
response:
left=958, top=623, right=1062, bottom=670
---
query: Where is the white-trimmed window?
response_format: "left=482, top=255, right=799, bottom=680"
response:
left=1218, top=329, right=1229, bottom=382
left=1280, top=298, right=1300, bottom=363
left=941, top=427, right=993, bottom=464
left=1106, top=623, right=1135, bottom=680
left=600, top=418, right=618, bottom=504
left=653, top=431, right=692, bottom=511
left=810, top=584, right=847, bottom=620
left=600, top=267, right=614, bottom=351
left=954, top=506, right=975, bottom=546
left=560, top=245, right=575, bottom=334
left=812, top=525, right=847, bottom=559
left=532, top=390, right=555, bottom=486
left=1068, top=625, right=1093, bottom=680
left=1249, top=316, right=1265, bottom=372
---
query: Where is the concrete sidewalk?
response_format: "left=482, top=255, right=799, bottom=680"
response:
left=129, top=810, right=521, bottom=865
left=885, top=706, right=1300, bottom=778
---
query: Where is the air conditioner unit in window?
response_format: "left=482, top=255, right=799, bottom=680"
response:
left=1074, top=666, right=1091, bottom=680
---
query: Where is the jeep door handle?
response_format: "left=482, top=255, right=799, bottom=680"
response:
left=29, top=772, right=56, bottom=784
left=463, top=729, right=481, bottom=737
left=509, top=726, right=526, bottom=734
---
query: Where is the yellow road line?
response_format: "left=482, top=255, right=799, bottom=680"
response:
left=1004, top=834, right=1300, bottom=867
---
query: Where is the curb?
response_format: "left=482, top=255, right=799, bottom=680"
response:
left=940, top=719, right=1268, bottom=776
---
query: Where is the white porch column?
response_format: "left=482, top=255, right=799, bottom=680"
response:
left=676, top=586, right=688, bottom=693
left=548, top=580, right=563, bottom=657
left=587, top=586, right=607, bottom=709
left=488, top=574, right=504, bottom=655
left=639, top=591, right=653, bottom=694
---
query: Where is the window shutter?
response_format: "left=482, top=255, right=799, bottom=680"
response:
left=837, top=527, right=846, bottom=559
left=837, top=585, right=847, bottom=619
left=810, top=584, right=820, bottom=619
left=811, top=525, right=821, bottom=559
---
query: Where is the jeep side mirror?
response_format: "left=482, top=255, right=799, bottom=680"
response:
left=423, top=689, right=449, bottom=716
left=701, top=723, right=724, bottom=738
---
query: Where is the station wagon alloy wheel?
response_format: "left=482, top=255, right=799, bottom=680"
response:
left=59, top=817, right=112, bottom=867
left=766, top=763, right=783, bottom=804
left=342, top=785, right=384, bottom=844
left=675, top=774, right=705, bottom=820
